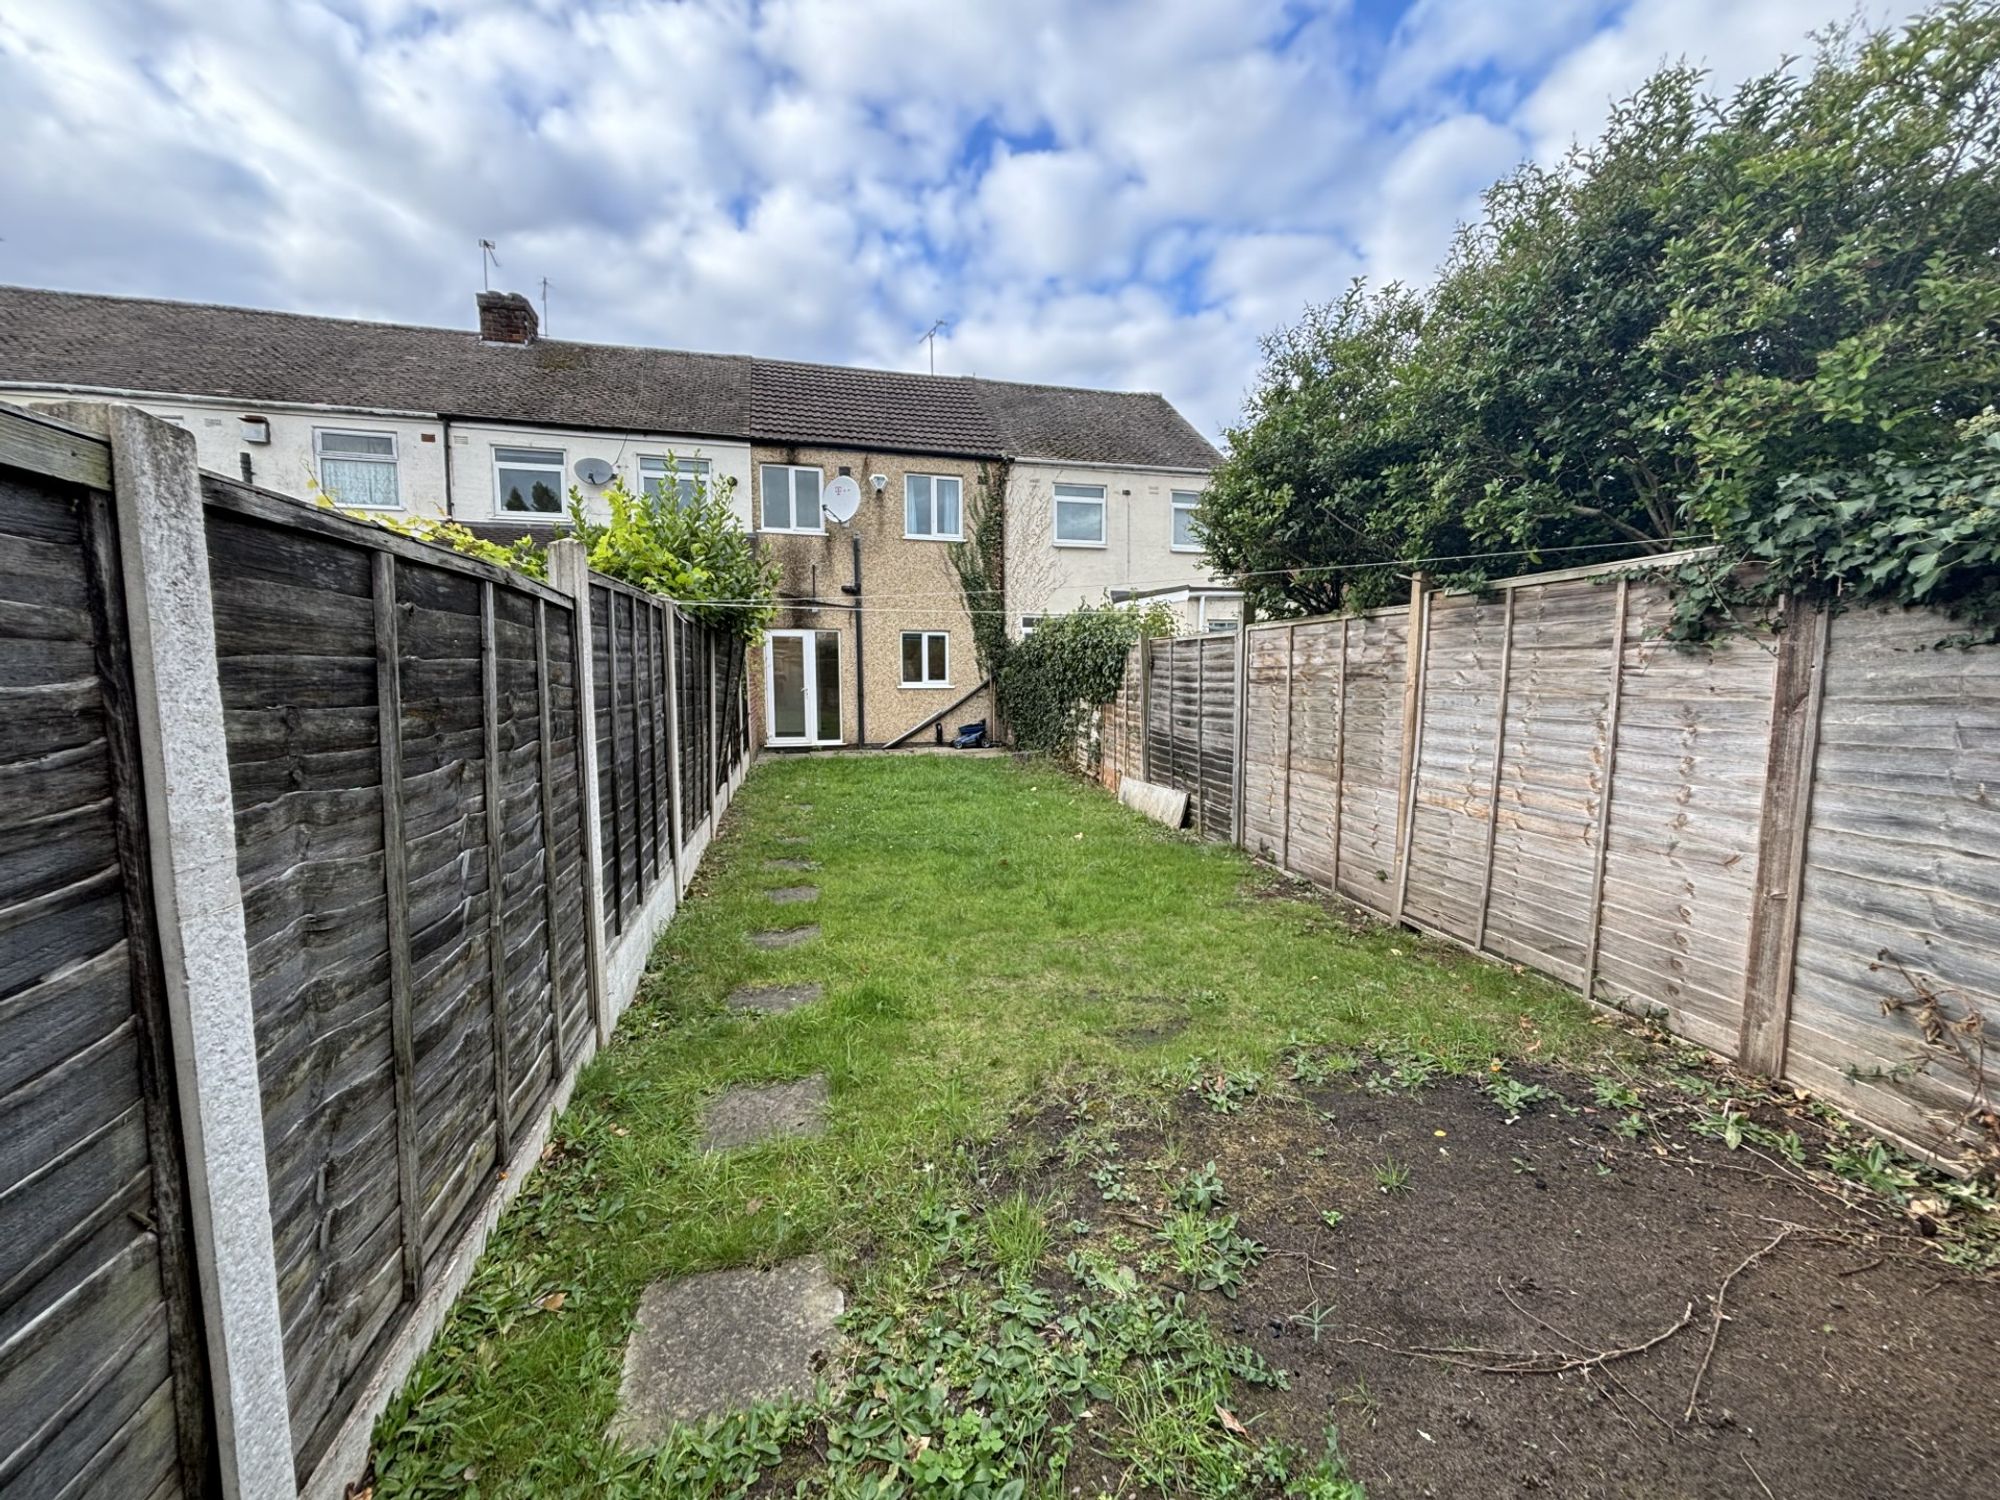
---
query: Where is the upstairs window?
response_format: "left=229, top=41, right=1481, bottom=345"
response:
left=760, top=464, right=824, bottom=532
left=1053, top=482, right=1105, bottom=546
left=905, top=473, right=963, bottom=539
left=315, top=429, right=400, bottom=509
left=495, top=446, right=565, bottom=514
left=1171, top=490, right=1202, bottom=552
left=640, top=454, right=711, bottom=507
left=900, top=631, right=950, bottom=686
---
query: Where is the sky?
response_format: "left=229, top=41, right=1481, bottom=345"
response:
left=0, top=0, right=1889, bottom=440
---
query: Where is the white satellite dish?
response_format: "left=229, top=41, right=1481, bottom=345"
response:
left=821, top=474, right=862, bottom=524
left=574, top=457, right=615, bottom=486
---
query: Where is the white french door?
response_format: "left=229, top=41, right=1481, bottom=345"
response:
left=765, top=629, right=843, bottom=746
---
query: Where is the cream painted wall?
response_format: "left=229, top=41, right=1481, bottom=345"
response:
left=1002, top=459, right=1221, bottom=635
left=0, top=388, right=752, bottom=528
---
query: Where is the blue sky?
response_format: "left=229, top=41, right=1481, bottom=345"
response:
left=0, top=0, right=1883, bottom=438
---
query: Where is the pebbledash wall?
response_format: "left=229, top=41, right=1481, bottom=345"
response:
left=0, top=402, right=750, bottom=1500
left=1095, top=558, right=2000, bottom=1173
left=3, top=389, right=755, bottom=529
left=747, top=442, right=998, bottom=748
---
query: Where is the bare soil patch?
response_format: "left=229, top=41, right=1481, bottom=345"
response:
left=997, top=1060, right=2000, bottom=1499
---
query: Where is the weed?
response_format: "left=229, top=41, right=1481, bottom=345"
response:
left=1486, top=1074, right=1552, bottom=1119
left=1373, top=1158, right=1412, bottom=1194
left=1156, top=1210, right=1267, bottom=1297
left=984, top=1191, right=1050, bottom=1283
left=1175, top=1161, right=1229, bottom=1212
left=1289, top=1298, right=1335, bottom=1343
left=1591, top=1077, right=1643, bottom=1110
left=1093, top=1160, right=1141, bottom=1205
left=1319, top=1208, right=1344, bottom=1231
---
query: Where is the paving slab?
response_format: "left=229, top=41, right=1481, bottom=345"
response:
left=749, top=924, right=819, bottom=949
left=725, top=983, right=823, bottom=1015
left=699, top=1076, right=830, bottom=1151
left=767, top=885, right=819, bottom=905
left=775, top=835, right=812, bottom=847
left=764, top=857, right=818, bottom=872
left=609, top=1256, right=843, bottom=1445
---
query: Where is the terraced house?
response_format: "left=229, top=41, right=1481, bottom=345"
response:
left=0, top=283, right=1230, bottom=747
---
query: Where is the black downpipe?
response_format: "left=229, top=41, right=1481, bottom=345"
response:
left=238, top=452, right=253, bottom=486
left=842, top=531, right=866, bottom=746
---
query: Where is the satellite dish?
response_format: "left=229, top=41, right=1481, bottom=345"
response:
left=574, top=457, right=615, bottom=486
left=822, top=474, right=862, bottom=524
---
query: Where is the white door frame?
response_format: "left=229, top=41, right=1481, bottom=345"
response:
left=764, top=629, right=842, bottom=747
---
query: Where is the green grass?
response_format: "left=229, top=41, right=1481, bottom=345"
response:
left=369, top=754, right=1607, bottom=1496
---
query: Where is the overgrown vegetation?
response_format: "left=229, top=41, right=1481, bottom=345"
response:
left=949, top=462, right=1012, bottom=701
left=568, top=470, right=776, bottom=639
left=999, top=600, right=1177, bottom=759
left=326, top=456, right=777, bottom=637
left=1200, top=2, right=2000, bottom=639
left=366, top=754, right=1604, bottom=1495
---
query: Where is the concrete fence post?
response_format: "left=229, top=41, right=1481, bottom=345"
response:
left=547, top=540, right=613, bottom=1045
left=70, top=404, right=297, bottom=1500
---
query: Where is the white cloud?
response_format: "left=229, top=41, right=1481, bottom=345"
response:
left=0, top=0, right=1881, bottom=438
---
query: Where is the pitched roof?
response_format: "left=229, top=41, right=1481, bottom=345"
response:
left=750, top=357, right=1004, bottom=457
left=969, top=378, right=1219, bottom=471
left=0, top=284, right=1217, bottom=469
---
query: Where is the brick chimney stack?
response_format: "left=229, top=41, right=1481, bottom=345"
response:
left=476, top=290, right=539, bottom=344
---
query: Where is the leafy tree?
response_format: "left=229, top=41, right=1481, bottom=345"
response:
left=1205, top=2, right=2000, bottom=637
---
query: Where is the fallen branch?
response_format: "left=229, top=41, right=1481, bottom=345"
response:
left=1684, top=1226, right=1793, bottom=1423
left=1335, top=1297, right=1695, bottom=1377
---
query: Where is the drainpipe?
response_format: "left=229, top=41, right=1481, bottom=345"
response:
left=441, top=416, right=455, bottom=518
left=841, top=530, right=865, bottom=745
left=238, top=452, right=254, bottom=486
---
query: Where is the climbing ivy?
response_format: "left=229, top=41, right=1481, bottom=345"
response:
left=999, top=601, right=1176, bottom=760
left=948, top=462, right=1011, bottom=697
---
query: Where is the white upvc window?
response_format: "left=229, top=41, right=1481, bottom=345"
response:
left=760, top=464, right=824, bottom=533
left=1053, top=482, right=1106, bottom=547
left=904, top=473, right=963, bottom=540
left=1171, top=490, right=1202, bottom=552
left=639, top=454, right=711, bottom=507
left=494, top=446, right=566, bottom=515
left=315, top=428, right=400, bottom=509
left=900, top=630, right=951, bottom=687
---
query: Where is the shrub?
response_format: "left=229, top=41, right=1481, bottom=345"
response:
left=567, top=467, right=776, bottom=639
left=999, top=601, right=1175, bottom=759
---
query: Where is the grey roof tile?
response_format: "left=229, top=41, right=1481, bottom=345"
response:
left=0, top=285, right=1217, bottom=469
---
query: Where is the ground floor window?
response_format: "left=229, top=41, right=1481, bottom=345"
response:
left=495, top=446, right=566, bottom=514
left=316, top=428, right=400, bottom=509
left=900, top=631, right=950, bottom=687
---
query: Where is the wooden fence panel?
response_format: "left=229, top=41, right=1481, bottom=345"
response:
left=1784, top=605, right=2000, bottom=1152
left=1401, top=593, right=1508, bottom=941
left=1196, top=637, right=1236, bottom=840
left=1479, top=580, right=1618, bottom=986
left=1277, top=620, right=1343, bottom=889
left=392, top=563, right=500, bottom=1274
left=205, top=501, right=408, bottom=1475
left=1331, top=611, right=1405, bottom=912
left=1240, top=626, right=1289, bottom=859
left=1591, top=584, right=1774, bottom=1052
left=543, top=606, right=593, bottom=1069
left=494, top=588, right=558, bottom=1140
left=0, top=460, right=204, bottom=1500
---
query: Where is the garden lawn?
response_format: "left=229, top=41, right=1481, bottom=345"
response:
left=365, top=752, right=1622, bottom=1496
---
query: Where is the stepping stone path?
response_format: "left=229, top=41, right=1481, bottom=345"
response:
left=749, top=924, right=819, bottom=949
left=767, top=885, right=819, bottom=905
left=699, top=1075, right=830, bottom=1152
left=775, top=835, right=811, bottom=847
left=609, top=1256, right=843, bottom=1446
left=725, top=983, right=823, bottom=1015
left=764, top=857, right=817, bottom=872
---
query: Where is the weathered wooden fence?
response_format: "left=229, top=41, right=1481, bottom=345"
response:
left=1, top=417, right=209, bottom=1500
left=0, top=403, right=752, bottom=1500
left=1136, top=634, right=1240, bottom=840
left=1098, top=563, right=2000, bottom=1168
